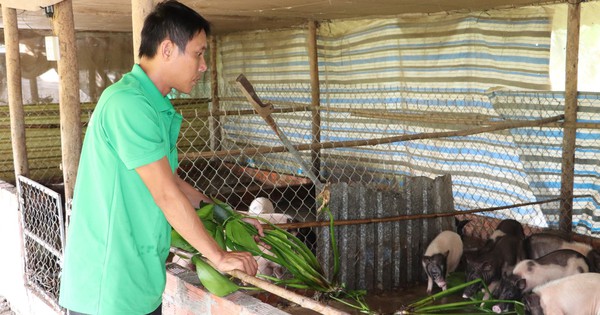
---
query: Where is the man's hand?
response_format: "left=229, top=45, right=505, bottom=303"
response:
left=242, top=217, right=265, bottom=237
left=213, top=250, right=258, bottom=275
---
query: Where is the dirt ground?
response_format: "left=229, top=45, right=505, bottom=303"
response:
left=252, top=281, right=465, bottom=315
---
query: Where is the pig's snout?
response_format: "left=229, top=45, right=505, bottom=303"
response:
left=435, top=280, right=447, bottom=291
left=492, top=305, right=502, bottom=313
left=462, top=285, right=477, bottom=299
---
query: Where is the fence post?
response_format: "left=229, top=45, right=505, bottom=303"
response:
left=131, top=0, right=153, bottom=64
left=52, top=0, right=82, bottom=202
left=210, top=36, right=222, bottom=152
left=559, top=0, right=581, bottom=238
left=308, top=20, right=322, bottom=181
left=2, top=5, right=29, bottom=179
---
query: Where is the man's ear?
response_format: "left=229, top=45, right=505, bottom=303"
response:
left=160, top=39, right=175, bottom=60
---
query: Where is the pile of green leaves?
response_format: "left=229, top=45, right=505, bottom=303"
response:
left=396, top=275, right=525, bottom=315
left=170, top=197, right=370, bottom=313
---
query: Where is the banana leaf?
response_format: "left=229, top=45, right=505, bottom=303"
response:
left=192, top=254, right=239, bottom=297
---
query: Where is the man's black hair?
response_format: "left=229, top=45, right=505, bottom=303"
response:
left=138, top=0, right=211, bottom=59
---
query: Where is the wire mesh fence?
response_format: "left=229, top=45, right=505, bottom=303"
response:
left=175, top=82, right=600, bottom=236
left=16, top=175, right=65, bottom=312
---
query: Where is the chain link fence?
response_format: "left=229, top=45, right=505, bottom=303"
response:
left=16, top=175, right=65, bottom=312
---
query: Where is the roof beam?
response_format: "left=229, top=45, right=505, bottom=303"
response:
left=0, top=0, right=61, bottom=11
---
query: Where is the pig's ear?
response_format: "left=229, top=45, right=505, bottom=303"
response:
left=516, top=278, right=527, bottom=290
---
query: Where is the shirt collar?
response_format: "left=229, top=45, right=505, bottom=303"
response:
left=130, top=64, right=174, bottom=112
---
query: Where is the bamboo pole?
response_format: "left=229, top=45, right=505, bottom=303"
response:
left=559, top=0, right=581, bottom=238
left=52, top=0, right=81, bottom=202
left=131, top=0, right=153, bottom=64
left=2, top=5, right=29, bottom=178
left=170, top=248, right=348, bottom=315
left=308, top=20, right=322, bottom=181
left=227, top=269, right=348, bottom=315
left=181, top=114, right=564, bottom=160
left=209, top=36, right=222, bottom=152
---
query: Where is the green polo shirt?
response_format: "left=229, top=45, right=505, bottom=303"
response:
left=59, top=64, right=182, bottom=315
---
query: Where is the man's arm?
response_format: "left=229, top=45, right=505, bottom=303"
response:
left=136, top=156, right=258, bottom=275
left=175, top=176, right=212, bottom=208
left=175, top=175, right=265, bottom=237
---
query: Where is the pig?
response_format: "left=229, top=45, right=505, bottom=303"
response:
left=422, top=230, right=463, bottom=294
left=478, top=219, right=526, bottom=253
left=491, top=249, right=589, bottom=313
left=524, top=232, right=600, bottom=272
left=489, top=219, right=525, bottom=242
left=462, top=234, right=524, bottom=299
left=523, top=272, right=600, bottom=315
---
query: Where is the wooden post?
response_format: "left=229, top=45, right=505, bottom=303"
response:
left=30, top=77, right=40, bottom=104
left=559, top=0, right=581, bottom=238
left=131, top=0, right=153, bottom=64
left=88, top=66, right=97, bottom=101
left=209, top=36, right=222, bottom=152
left=52, top=0, right=82, bottom=202
left=308, top=20, right=321, bottom=180
left=2, top=5, right=29, bottom=178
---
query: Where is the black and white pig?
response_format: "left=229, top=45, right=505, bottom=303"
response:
left=523, top=272, right=600, bottom=315
left=478, top=219, right=526, bottom=253
left=422, top=230, right=463, bottom=294
left=524, top=232, right=600, bottom=272
left=489, top=219, right=525, bottom=242
left=462, top=234, right=524, bottom=299
left=490, top=249, right=589, bottom=313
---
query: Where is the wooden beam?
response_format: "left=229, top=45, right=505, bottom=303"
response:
left=559, top=0, right=581, bottom=238
left=209, top=36, right=222, bottom=152
left=52, top=0, right=81, bottom=201
left=2, top=5, right=29, bottom=177
left=0, top=0, right=59, bottom=11
left=308, top=20, right=322, bottom=182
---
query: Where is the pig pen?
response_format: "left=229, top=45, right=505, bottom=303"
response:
left=169, top=160, right=600, bottom=314
left=168, top=162, right=477, bottom=314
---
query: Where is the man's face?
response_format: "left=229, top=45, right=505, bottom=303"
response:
left=171, top=30, right=208, bottom=94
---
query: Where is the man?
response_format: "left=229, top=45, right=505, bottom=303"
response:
left=59, top=1, right=260, bottom=314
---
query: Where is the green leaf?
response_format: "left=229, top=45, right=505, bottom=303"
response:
left=211, top=197, right=239, bottom=224
left=196, top=202, right=214, bottom=221
left=171, top=229, right=196, bottom=253
left=225, top=219, right=261, bottom=253
left=214, top=227, right=226, bottom=250
left=192, top=254, right=239, bottom=297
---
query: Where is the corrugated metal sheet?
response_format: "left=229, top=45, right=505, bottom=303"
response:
left=317, top=174, right=454, bottom=290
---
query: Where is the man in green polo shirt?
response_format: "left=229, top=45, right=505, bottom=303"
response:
left=59, top=1, right=260, bottom=314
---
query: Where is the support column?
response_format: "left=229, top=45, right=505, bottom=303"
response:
left=131, top=0, right=154, bottom=63
left=209, top=37, right=222, bottom=152
left=559, top=0, right=581, bottom=238
left=2, top=5, right=29, bottom=179
left=52, top=0, right=82, bottom=202
left=30, top=77, right=40, bottom=104
left=308, top=20, right=321, bottom=181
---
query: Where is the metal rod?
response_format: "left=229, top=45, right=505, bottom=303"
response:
left=181, top=114, right=564, bottom=160
left=272, top=196, right=569, bottom=229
